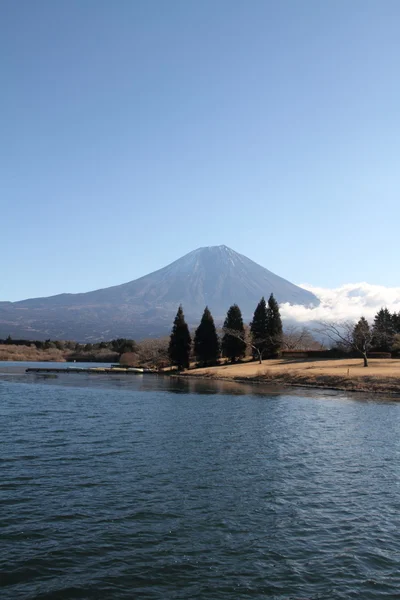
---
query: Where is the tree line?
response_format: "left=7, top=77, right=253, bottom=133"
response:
left=168, top=294, right=283, bottom=370
left=318, top=308, right=400, bottom=367
left=5, top=305, right=398, bottom=370
left=1, top=336, right=137, bottom=354
left=169, top=301, right=400, bottom=371
left=0, top=336, right=138, bottom=363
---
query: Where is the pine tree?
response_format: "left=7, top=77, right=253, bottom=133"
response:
left=250, top=297, right=268, bottom=361
left=372, top=308, right=394, bottom=352
left=222, top=304, right=246, bottom=363
left=168, top=305, right=191, bottom=370
left=353, top=316, right=372, bottom=367
left=194, top=306, right=220, bottom=366
left=392, top=312, right=400, bottom=335
left=265, top=293, right=283, bottom=357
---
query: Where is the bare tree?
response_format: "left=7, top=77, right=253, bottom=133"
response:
left=222, top=327, right=272, bottom=364
left=121, top=337, right=170, bottom=369
left=282, top=325, right=324, bottom=351
left=315, top=318, right=372, bottom=367
left=392, top=333, right=400, bottom=353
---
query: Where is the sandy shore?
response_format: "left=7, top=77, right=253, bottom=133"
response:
left=180, top=358, right=400, bottom=396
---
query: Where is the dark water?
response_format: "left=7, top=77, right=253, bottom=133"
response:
left=1, top=363, right=400, bottom=599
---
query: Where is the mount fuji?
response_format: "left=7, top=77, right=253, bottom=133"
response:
left=0, top=246, right=319, bottom=341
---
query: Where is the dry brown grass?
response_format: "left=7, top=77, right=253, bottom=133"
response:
left=183, top=358, right=400, bottom=395
left=0, top=345, right=119, bottom=363
left=0, top=344, right=66, bottom=362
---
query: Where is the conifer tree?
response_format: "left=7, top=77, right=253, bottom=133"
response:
left=250, top=297, right=268, bottom=360
left=222, top=304, right=246, bottom=362
left=265, top=293, right=283, bottom=357
left=168, top=305, right=191, bottom=370
left=194, top=306, right=220, bottom=366
left=372, top=308, right=394, bottom=352
left=392, top=312, right=400, bottom=334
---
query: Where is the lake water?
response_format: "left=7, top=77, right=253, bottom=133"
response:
left=1, top=362, right=400, bottom=599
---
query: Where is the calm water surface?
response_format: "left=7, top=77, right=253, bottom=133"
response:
left=1, top=362, right=400, bottom=599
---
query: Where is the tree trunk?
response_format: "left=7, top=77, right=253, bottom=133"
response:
left=363, top=353, right=368, bottom=367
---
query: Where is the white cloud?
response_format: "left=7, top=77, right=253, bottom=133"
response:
left=280, top=283, right=400, bottom=324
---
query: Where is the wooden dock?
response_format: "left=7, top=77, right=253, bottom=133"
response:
left=25, top=367, right=155, bottom=375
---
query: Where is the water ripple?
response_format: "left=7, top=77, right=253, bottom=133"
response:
left=1, top=370, right=400, bottom=599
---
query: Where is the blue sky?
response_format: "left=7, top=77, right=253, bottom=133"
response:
left=1, top=0, right=399, bottom=301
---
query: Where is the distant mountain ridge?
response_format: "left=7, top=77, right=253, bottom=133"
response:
left=0, top=246, right=319, bottom=341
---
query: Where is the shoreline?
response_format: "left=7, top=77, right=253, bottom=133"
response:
left=177, top=368, right=400, bottom=398
left=3, top=355, right=400, bottom=398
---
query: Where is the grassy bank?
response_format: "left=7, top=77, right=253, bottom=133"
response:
left=0, top=344, right=66, bottom=362
left=0, top=344, right=119, bottom=363
left=180, top=358, right=400, bottom=396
